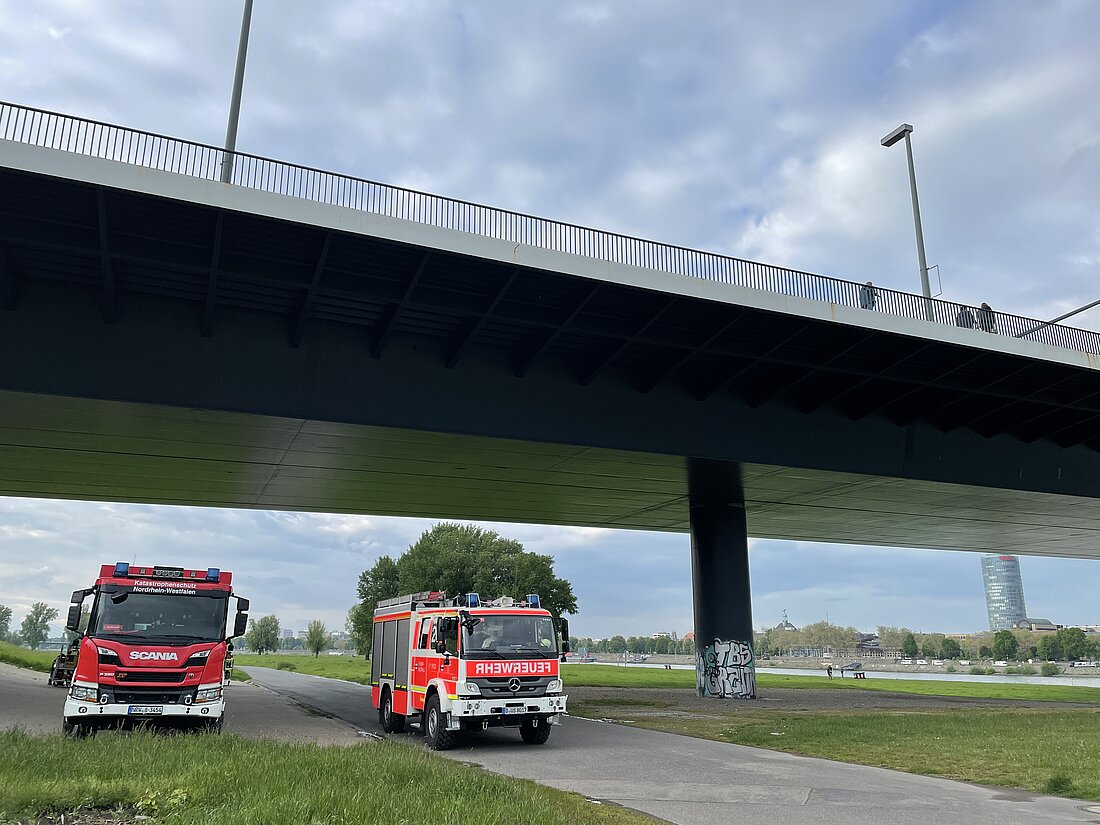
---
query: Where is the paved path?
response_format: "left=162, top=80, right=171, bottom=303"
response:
left=0, top=662, right=359, bottom=744
left=245, top=665, right=1098, bottom=825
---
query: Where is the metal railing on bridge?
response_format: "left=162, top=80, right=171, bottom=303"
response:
left=2, top=100, right=1097, bottom=357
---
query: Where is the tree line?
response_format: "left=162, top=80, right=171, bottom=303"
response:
left=0, top=602, right=60, bottom=650
left=241, top=615, right=335, bottom=657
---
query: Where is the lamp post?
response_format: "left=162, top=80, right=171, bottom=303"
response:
left=881, top=123, right=933, bottom=319
left=220, top=0, right=255, bottom=184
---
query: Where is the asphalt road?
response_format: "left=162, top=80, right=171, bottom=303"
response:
left=244, top=666, right=1099, bottom=825
left=0, top=662, right=359, bottom=744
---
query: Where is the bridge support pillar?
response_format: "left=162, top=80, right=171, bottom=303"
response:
left=689, top=462, right=755, bottom=699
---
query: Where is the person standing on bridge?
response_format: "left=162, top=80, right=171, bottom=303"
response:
left=955, top=305, right=976, bottom=329
left=977, top=302, right=997, bottom=333
left=859, top=281, right=878, bottom=310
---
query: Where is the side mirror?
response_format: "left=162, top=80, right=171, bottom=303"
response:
left=435, top=639, right=447, bottom=654
left=65, top=604, right=83, bottom=634
left=232, top=613, right=248, bottom=639
left=236, top=597, right=250, bottom=612
left=559, top=618, right=570, bottom=661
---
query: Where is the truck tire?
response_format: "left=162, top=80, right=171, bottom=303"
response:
left=380, top=688, right=405, bottom=733
left=62, top=719, right=94, bottom=739
left=424, top=694, right=455, bottom=751
left=520, top=717, right=551, bottom=745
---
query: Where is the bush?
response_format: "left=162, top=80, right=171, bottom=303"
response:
left=969, top=666, right=995, bottom=676
left=275, top=661, right=297, bottom=671
left=1041, top=662, right=1060, bottom=677
left=1004, top=665, right=1037, bottom=676
left=1042, top=773, right=1077, bottom=796
left=944, top=664, right=956, bottom=673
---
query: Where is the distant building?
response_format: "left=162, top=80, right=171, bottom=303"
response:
left=981, top=554, right=1027, bottom=631
left=652, top=631, right=677, bottom=641
left=1013, top=618, right=1059, bottom=632
left=282, top=629, right=294, bottom=639
left=682, top=631, right=695, bottom=643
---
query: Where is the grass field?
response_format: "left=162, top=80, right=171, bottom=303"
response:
left=570, top=696, right=1100, bottom=801
left=0, top=641, right=58, bottom=673
left=0, top=730, right=649, bottom=825
left=233, top=654, right=371, bottom=684
left=562, top=663, right=1100, bottom=702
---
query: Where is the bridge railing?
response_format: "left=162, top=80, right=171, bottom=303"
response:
left=2, top=100, right=1098, bottom=356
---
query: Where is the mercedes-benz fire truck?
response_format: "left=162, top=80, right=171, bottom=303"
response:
left=61, top=562, right=249, bottom=737
left=372, top=591, right=570, bottom=750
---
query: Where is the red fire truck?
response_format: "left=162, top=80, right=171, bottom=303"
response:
left=372, top=591, right=569, bottom=750
left=61, top=562, right=249, bottom=737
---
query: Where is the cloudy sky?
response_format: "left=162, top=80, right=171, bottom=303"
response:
left=1, top=1, right=1098, bottom=638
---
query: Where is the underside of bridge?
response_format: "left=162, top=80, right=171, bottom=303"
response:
left=1, top=151, right=1099, bottom=561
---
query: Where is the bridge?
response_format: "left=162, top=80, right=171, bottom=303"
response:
left=2, top=101, right=1099, bottom=698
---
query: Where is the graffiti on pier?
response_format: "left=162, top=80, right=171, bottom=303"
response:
left=698, top=638, right=756, bottom=699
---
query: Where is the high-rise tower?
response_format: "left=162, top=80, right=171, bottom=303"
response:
left=980, top=554, right=1027, bottom=631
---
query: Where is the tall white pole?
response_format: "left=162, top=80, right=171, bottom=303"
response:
left=902, top=131, right=933, bottom=311
left=220, top=0, right=254, bottom=184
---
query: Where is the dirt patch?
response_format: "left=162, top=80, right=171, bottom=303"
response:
left=7, top=807, right=141, bottom=825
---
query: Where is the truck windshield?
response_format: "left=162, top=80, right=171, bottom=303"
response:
left=462, top=615, right=558, bottom=659
left=90, top=588, right=228, bottom=644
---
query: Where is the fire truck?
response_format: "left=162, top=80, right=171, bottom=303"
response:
left=372, top=591, right=570, bottom=750
left=61, top=562, right=249, bottom=737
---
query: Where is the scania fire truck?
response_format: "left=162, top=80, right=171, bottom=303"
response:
left=372, top=591, right=569, bottom=750
left=61, top=562, right=249, bottom=737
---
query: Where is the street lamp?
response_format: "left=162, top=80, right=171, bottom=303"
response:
left=881, top=123, right=933, bottom=319
left=220, top=0, right=255, bottom=184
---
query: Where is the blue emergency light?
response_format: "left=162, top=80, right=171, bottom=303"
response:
left=206, top=568, right=220, bottom=582
left=114, top=562, right=129, bottom=577
left=466, top=593, right=480, bottom=608
left=527, top=594, right=540, bottom=608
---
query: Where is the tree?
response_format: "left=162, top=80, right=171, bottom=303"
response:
left=20, top=602, right=59, bottom=649
left=979, top=645, right=992, bottom=658
left=347, top=555, right=400, bottom=656
left=347, top=523, right=578, bottom=655
left=244, top=615, right=280, bottom=654
left=607, top=635, right=627, bottom=653
left=901, top=633, right=918, bottom=658
left=305, top=620, right=330, bottom=657
left=1055, top=627, right=1089, bottom=661
left=1037, top=635, right=1063, bottom=661
left=0, top=604, right=11, bottom=639
left=991, top=630, right=1019, bottom=661
left=939, top=638, right=963, bottom=660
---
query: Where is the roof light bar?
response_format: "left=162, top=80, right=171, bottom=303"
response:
left=466, top=593, right=480, bottom=608
left=113, top=562, right=129, bottom=577
left=206, top=568, right=220, bottom=581
left=527, top=594, right=540, bottom=608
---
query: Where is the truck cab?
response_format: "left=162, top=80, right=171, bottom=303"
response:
left=62, top=562, right=248, bottom=737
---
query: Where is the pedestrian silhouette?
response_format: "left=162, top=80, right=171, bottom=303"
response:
left=955, top=305, right=975, bottom=329
left=977, top=302, right=996, bottom=333
left=859, top=281, right=877, bottom=310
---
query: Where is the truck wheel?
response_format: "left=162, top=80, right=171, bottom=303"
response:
left=380, top=689, right=405, bottom=733
left=424, top=694, right=455, bottom=751
left=520, top=717, right=551, bottom=745
left=206, top=716, right=224, bottom=734
left=62, top=719, right=94, bottom=739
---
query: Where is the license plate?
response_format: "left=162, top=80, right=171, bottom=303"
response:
left=127, top=705, right=163, bottom=715
left=503, top=706, right=524, bottom=715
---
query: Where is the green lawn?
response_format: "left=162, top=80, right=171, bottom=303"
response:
left=562, top=664, right=1100, bottom=703
left=233, top=654, right=372, bottom=684
left=573, top=701, right=1100, bottom=801
left=0, top=730, right=650, bottom=825
left=0, top=641, right=59, bottom=673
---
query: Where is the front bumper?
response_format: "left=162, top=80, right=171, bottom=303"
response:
left=64, top=697, right=224, bottom=723
left=449, top=693, right=568, bottom=719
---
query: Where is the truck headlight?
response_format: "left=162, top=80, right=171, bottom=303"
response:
left=546, top=679, right=562, bottom=694
left=458, top=682, right=481, bottom=696
left=195, top=687, right=222, bottom=703
left=70, top=685, right=98, bottom=702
